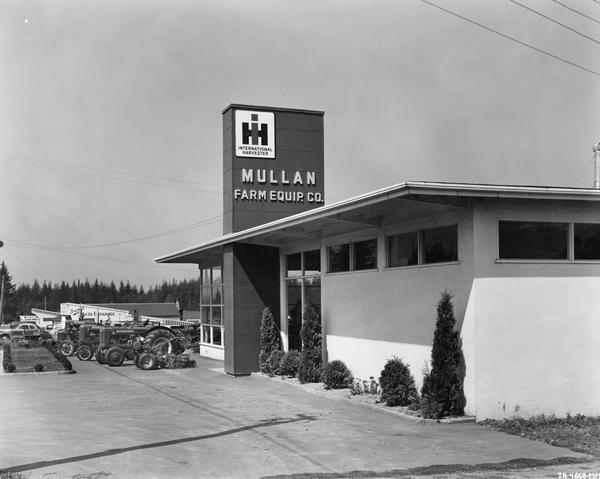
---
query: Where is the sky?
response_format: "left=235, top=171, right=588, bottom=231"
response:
left=1, top=0, right=599, bottom=288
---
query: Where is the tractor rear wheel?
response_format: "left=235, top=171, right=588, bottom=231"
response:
left=106, top=347, right=125, bottom=367
left=137, top=352, right=156, bottom=370
left=143, top=329, right=174, bottom=354
left=95, top=347, right=106, bottom=364
left=77, top=345, right=93, bottom=361
left=60, top=340, right=76, bottom=356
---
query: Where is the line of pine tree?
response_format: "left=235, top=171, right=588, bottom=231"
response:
left=1, top=261, right=200, bottom=323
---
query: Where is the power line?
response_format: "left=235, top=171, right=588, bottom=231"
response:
left=2, top=247, right=47, bottom=281
left=8, top=241, right=199, bottom=274
left=551, top=0, right=600, bottom=25
left=0, top=153, right=219, bottom=189
left=6, top=215, right=222, bottom=251
left=0, top=155, right=221, bottom=194
left=572, top=156, right=595, bottom=185
left=509, top=0, right=600, bottom=46
left=420, top=0, right=600, bottom=78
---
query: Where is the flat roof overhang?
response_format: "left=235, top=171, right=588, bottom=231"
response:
left=155, top=181, right=600, bottom=264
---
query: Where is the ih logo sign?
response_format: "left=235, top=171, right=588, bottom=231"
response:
left=235, top=110, right=275, bottom=158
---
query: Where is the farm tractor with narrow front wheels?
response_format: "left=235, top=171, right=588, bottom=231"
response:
left=94, top=325, right=192, bottom=368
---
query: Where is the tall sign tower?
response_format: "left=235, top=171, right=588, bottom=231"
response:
left=222, top=104, right=325, bottom=233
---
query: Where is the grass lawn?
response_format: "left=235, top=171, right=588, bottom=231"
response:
left=5, top=342, right=68, bottom=373
left=481, top=415, right=600, bottom=457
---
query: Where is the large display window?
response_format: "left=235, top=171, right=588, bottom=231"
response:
left=285, top=250, right=321, bottom=351
left=199, top=265, right=224, bottom=347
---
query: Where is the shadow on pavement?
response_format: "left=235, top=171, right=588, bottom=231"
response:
left=1, top=414, right=317, bottom=474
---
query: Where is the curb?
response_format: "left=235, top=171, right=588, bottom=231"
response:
left=2, top=369, right=77, bottom=376
left=253, top=373, right=476, bottom=425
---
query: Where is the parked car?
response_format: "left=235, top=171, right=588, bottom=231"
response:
left=0, top=322, right=51, bottom=343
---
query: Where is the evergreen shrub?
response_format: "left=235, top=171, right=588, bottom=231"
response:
left=321, top=360, right=352, bottom=389
left=265, top=349, right=285, bottom=376
left=42, top=339, right=73, bottom=371
left=3, top=344, right=13, bottom=372
left=34, top=364, right=44, bottom=372
left=420, top=291, right=465, bottom=419
left=258, top=307, right=281, bottom=374
left=297, top=303, right=322, bottom=383
left=379, top=357, right=419, bottom=407
left=279, top=350, right=300, bottom=377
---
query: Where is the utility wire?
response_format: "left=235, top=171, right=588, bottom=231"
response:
left=551, top=0, right=600, bottom=25
left=509, top=0, right=600, bottom=46
left=420, top=0, right=600, bottom=78
left=2, top=247, right=47, bottom=282
left=0, top=156, right=220, bottom=194
left=6, top=215, right=222, bottom=251
left=8, top=242, right=199, bottom=274
left=572, top=156, right=596, bottom=185
left=0, top=153, right=219, bottom=189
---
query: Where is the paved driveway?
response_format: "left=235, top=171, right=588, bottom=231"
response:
left=0, top=356, right=590, bottom=478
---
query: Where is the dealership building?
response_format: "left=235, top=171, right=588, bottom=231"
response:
left=156, top=104, right=600, bottom=420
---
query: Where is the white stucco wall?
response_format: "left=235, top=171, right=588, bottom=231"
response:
left=468, top=201, right=600, bottom=419
left=321, top=210, right=474, bottom=390
left=470, top=276, right=600, bottom=419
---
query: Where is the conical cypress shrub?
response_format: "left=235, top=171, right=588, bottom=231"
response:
left=297, top=303, right=322, bottom=383
left=259, top=307, right=281, bottom=374
left=421, top=291, right=465, bottom=419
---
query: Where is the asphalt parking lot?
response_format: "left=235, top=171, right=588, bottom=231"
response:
left=0, top=355, right=592, bottom=479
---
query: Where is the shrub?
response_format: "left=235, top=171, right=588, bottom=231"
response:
left=421, top=291, right=465, bottom=419
left=258, top=307, right=281, bottom=374
left=379, top=357, right=419, bottom=407
left=34, top=364, right=44, bottom=372
left=349, top=377, right=381, bottom=395
left=321, top=360, right=352, bottom=389
left=265, top=349, right=285, bottom=376
left=3, top=344, right=14, bottom=372
left=279, top=350, right=300, bottom=377
left=297, top=303, right=322, bottom=384
left=42, top=339, right=73, bottom=371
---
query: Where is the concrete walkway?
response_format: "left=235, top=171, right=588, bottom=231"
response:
left=0, top=355, right=591, bottom=479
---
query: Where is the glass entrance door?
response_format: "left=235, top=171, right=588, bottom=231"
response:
left=285, top=249, right=321, bottom=351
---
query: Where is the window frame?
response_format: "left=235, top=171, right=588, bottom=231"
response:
left=284, top=249, right=322, bottom=352
left=385, top=224, right=459, bottom=269
left=496, top=219, right=600, bottom=263
left=199, top=265, right=224, bottom=348
left=326, top=238, right=379, bottom=274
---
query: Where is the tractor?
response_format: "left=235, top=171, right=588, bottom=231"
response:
left=95, top=325, right=184, bottom=367
left=75, top=324, right=101, bottom=360
left=56, top=321, right=84, bottom=356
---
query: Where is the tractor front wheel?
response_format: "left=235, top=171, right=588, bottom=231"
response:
left=60, top=340, right=76, bottom=356
left=77, top=345, right=93, bottom=361
left=137, top=352, right=156, bottom=370
left=106, top=347, right=125, bottom=367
